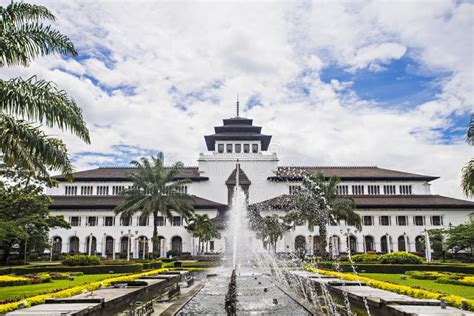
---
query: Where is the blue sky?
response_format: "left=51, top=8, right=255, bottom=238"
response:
left=3, top=1, right=472, bottom=198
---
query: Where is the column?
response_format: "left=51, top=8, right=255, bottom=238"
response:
left=112, top=239, right=116, bottom=260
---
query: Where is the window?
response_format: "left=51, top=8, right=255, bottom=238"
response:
left=363, top=216, right=373, bottom=226
left=252, top=144, right=258, bottom=153
left=97, top=186, right=109, bottom=196
left=400, top=185, right=412, bottom=195
left=112, top=186, right=125, bottom=195
left=138, top=215, right=148, bottom=226
left=210, top=240, right=214, bottom=252
left=336, top=185, right=348, bottom=195
left=383, top=185, right=396, bottom=195
left=177, top=185, right=188, bottom=194
left=226, top=144, right=233, bottom=153
left=414, top=216, right=424, bottom=226
left=65, top=186, right=77, bottom=196
left=289, top=185, right=300, bottom=195
left=121, top=217, right=130, bottom=226
left=368, top=185, right=380, bottom=195
left=379, top=216, right=391, bottom=226
left=431, top=216, right=443, bottom=226
left=172, top=216, right=181, bottom=226
left=81, top=185, right=93, bottom=195
left=352, top=185, right=364, bottom=195
left=235, top=144, right=241, bottom=153
left=243, top=144, right=250, bottom=153
left=87, top=216, right=97, bottom=226
left=157, top=216, right=165, bottom=226
left=217, top=144, right=224, bottom=153
left=70, top=216, right=80, bottom=226
left=104, top=216, right=114, bottom=226
left=396, top=216, right=408, bottom=226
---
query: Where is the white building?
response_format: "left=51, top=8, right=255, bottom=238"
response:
left=47, top=112, right=474, bottom=258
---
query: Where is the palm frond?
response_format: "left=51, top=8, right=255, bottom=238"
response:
left=0, top=77, right=90, bottom=143
left=1, top=2, right=56, bottom=23
left=0, top=113, right=73, bottom=176
left=461, top=159, right=474, bottom=198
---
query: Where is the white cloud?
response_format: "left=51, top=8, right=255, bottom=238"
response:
left=2, top=0, right=473, bottom=199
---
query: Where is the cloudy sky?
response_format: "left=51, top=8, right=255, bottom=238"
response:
left=2, top=0, right=473, bottom=198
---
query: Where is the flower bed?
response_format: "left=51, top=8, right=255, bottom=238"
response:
left=305, top=267, right=474, bottom=311
left=0, top=268, right=168, bottom=314
left=0, top=276, right=30, bottom=287
left=406, top=271, right=474, bottom=287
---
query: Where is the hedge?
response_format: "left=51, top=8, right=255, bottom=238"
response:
left=317, top=262, right=474, bottom=274
left=0, top=263, right=144, bottom=275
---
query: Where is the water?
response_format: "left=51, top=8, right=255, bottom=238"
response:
left=178, top=162, right=370, bottom=315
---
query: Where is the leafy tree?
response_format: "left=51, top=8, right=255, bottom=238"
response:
left=461, top=115, right=473, bottom=197
left=426, top=228, right=445, bottom=258
left=115, top=156, right=194, bottom=256
left=286, top=173, right=361, bottom=259
left=186, top=213, right=220, bottom=254
left=444, top=220, right=474, bottom=255
left=0, top=167, right=69, bottom=262
left=257, top=215, right=289, bottom=252
left=0, top=1, right=90, bottom=178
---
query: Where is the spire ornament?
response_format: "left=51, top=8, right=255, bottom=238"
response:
left=236, top=93, right=240, bottom=117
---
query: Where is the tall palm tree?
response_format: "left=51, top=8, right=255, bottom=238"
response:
left=186, top=213, right=220, bottom=254
left=0, top=2, right=90, bottom=177
left=461, top=114, right=473, bottom=198
left=115, top=156, right=194, bottom=257
left=286, top=173, right=361, bottom=259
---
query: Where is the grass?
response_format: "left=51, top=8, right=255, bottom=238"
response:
left=359, top=273, right=474, bottom=299
left=0, top=274, right=115, bottom=302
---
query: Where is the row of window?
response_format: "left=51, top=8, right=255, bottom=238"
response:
left=333, top=184, right=413, bottom=196
left=69, top=216, right=183, bottom=227
left=217, top=143, right=259, bottom=154
left=64, top=185, right=188, bottom=196
left=362, top=215, right=443, bottom=226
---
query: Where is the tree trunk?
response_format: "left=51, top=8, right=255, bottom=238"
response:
left=0, top=243, right=11, bottom=263
left=319, top=222, right=329, bottom=260
left=152, top=211, right=159, bottom=256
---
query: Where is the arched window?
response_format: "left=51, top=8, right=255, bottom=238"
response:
left=52, top=237, right=62, bottom=254
left=398, top=235, right=407, bottom=252
left=349, top=236, right=357, bottom=253
left=86, top=235, right=97, bottom=254
left=415, top=236, right=425, bottom=253
left=69, top=236, right=79, bottom=254
left=381, top=235, right=390, bottom=253
left=105, top=236, right=114, bottom=256
left=364, top=236, right=374, bottom=252
left=295, top=235, right=306, bottom=251
left=120, top=236, right=130, bottom=253
left=171, top=236, right=183, bottom=253
left=313, top=236, right=320, bottom=255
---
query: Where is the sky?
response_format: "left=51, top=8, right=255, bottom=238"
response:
left=1, top=0, right=473, bottom=198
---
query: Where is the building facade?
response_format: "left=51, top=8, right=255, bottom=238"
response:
left=47, top=113, right=474, bottom=258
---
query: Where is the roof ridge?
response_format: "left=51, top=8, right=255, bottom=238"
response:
left=97, top=166, right=198, bottom=169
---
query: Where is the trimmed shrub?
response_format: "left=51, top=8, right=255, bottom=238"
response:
left=380, top=252, right=423, bottom=264
left=62, top=255, right=101, bottom=266
left=351, top=254, right=381, bottom=263
left=0, top=275, right=30, bottom=287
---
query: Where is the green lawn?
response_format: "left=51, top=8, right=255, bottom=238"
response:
left=359, top=273, right=474, bottom=299
left=0, top=274, right=115, bottom=302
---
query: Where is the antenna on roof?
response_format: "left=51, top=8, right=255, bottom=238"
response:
left=236, top=93, right=240, bottom=117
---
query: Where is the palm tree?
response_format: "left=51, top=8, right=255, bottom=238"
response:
left=115, top=156, right=194, bottom=257
left=186, top=214, right=220, bottom=254
left=286, top=173, right=361, bottom=259
left=0, top=2, right=90, bottom=177
left=258, top=214, right=288, bottom=252
left=461, top=115, right=473, bottom=198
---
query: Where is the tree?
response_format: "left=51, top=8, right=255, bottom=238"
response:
left=115, top=156, right=194, bottom=257
left=461, top=114, right=473, bottom=197
left=257, top=215, right=288, bottom=252
left=444, top=220, right=474, bottom=255
left=0, top=2, right=90, bottom=178
left=286, top=173, right=361, bottom=259
left=0, top=167, right=69, bottom=262
left=186, top=214, right=220, bottom=254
